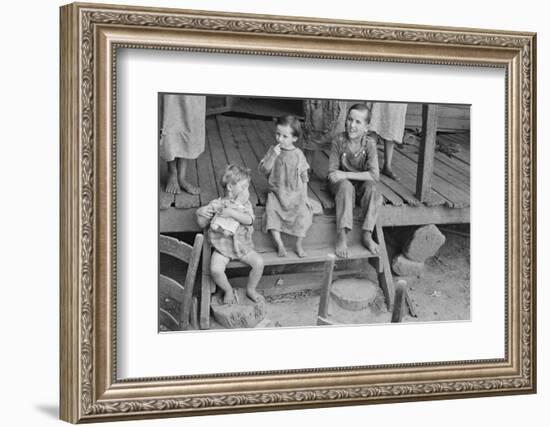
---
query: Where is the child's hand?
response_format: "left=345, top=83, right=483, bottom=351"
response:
left=219, top=207, right=235, bottom=219
left=273, top=144, right=281, bottom=156
left=209, top=200, right=224, bottom=213
left=328, top=170, right=347, bottom=183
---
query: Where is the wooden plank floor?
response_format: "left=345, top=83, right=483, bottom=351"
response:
left=160, top=114, right=470, bottom=230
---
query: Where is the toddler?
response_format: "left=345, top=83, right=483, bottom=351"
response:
left=196, top=165, right=264, bottom=304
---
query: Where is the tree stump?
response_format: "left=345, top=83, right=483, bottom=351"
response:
left=211, top=289, right=267, bottom=329
left=330, top=278, right=385, bottom=313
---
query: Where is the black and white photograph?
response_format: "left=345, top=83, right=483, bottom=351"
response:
left=158, top=94, right=470, bottom=331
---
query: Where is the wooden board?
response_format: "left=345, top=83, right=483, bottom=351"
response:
left=196, top=133, right=220, bottom=205
left=308, top=179, right=335, bottom=210
left=387, top=148, right=465, bottom=207
left=379, top=147, right=446, bottom=207
left=377, top=181, right=404, bottom=206
left=416, top=104, right=438, bottom=202
left=241, top=118, right=270, bottom=159
left=216, top=115, right=259, bottom=206
left=159, top=202, right=471, bottom=233
left=174, top=192, right=200, bottom=209
left=227, top=116, right=269, bottom=205
left=205, top=117, right=230, bottom=197
left=396, top=145, right=470, bottom=192
left=253, top=117, right=276, bottom=149
left=434, top=150, right=471, bottom=180
left=227, top=244, right=378, bottom=268
left=378, top=175, right=418, bottom=206
left=159, top=189, right=174, bottom=210
left=439, top=133, right=470, bottom=165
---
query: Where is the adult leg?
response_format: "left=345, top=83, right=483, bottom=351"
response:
left=359, top=181, right=383, bottom=253
left=176, top=157, right=201, bottom=195
left=165, top=160, right=180, bottom=194
left=382, top=139, right=399, bottom=180
left=330, top=179, right=355, bottom=258
left=210, top=251, right=235, bottom=304
left=240, top=251, right=265, bottom=302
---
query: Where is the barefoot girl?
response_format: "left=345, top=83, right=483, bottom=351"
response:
left=259, top=115, right=313, bottom=258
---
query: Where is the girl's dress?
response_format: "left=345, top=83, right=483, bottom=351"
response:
left=199, top=197, right=255, bottom=260
left=259, top=146, right=314, bottom=238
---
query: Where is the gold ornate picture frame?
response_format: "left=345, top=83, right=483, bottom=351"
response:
left=59, top=2, right=536, bottom=423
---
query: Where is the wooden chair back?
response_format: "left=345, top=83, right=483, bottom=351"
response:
left=159, top=233, right=204, bottom=330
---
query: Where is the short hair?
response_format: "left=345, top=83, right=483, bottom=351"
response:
left=276, top=114, right=302, bottom=139
left=347, top=103, right=371, bottom=123
left=220, top=164, right=251, bottom=191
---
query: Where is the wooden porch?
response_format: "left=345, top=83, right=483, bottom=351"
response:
left=160, top=111, right=470, bottom=234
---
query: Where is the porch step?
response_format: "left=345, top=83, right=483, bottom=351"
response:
left=227, top=244, right=377, bottom=268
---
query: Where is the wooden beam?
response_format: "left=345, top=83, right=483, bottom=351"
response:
left=416, top=104, right=438, bottom=202
left=374, top=223, right=395, bottom=309
left=199, top=240, right=213, bottom=330
left=317, top=255, right=336, bottom=323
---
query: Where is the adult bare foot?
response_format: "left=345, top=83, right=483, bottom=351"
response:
left=179, top=180, right=201, bottom=195
left=362, top=231, right=379, bottom=254
left=165, top=173, right=181, bottom=194
left=246, top=288, right=264, bottom=303
left=223, top=289, right=237, bottom=304
left=381, top=167, right=399, bottom=181
left=335, top=230, right=348, bottom=258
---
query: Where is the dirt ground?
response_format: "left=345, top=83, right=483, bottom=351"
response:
left=160, top=225, right=470, bottom=330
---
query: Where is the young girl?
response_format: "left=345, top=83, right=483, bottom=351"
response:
left=259, top=115, right=313, bottom=258
left=196, top=165, right=264, bottom=304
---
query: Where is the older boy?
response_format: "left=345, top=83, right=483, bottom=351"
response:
left=327, top=103, right=383, bottom=258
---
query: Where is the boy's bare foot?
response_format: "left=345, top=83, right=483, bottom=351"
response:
left=335, top=230, right=348, bottom=258
left=246, top=288, right=264, bottom=303
left=179, top=180, right=201, bottom=195
left=362, top=231, right=379, bottom=254
left=381, top=167, right=399, bottom=181
left=165, top=173, right=181, bottom=194
left=223, top=289, right=237, bottom=304
left=276, top=244, right=288, bottom=257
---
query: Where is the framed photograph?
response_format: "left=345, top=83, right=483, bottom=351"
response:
left=60, top=2, right=536, bottom=423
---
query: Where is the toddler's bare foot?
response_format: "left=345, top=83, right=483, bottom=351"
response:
left=223, top=289, right=237, bottom=304
left=246, top=288, right=264, bottom=303
left=335, top=231, right=348, bottom=258
left=295, top=244, right=306, bottom=258
left=179, top=180, right=201, bottom=195
left=362, top=231, right=379, bottom=254
left=276, top=244, right=287, bottom=257
left=165, top=173, right=181, bottom=194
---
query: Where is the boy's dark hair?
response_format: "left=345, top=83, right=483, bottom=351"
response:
left=347, top=103, right=371, bottom=123
left=220, top=164, right=251, bottom=191
left=276, top=114, right=302, bottom=139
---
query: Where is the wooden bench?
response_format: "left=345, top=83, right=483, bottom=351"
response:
left=198, top=222, right=395, bottom=329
